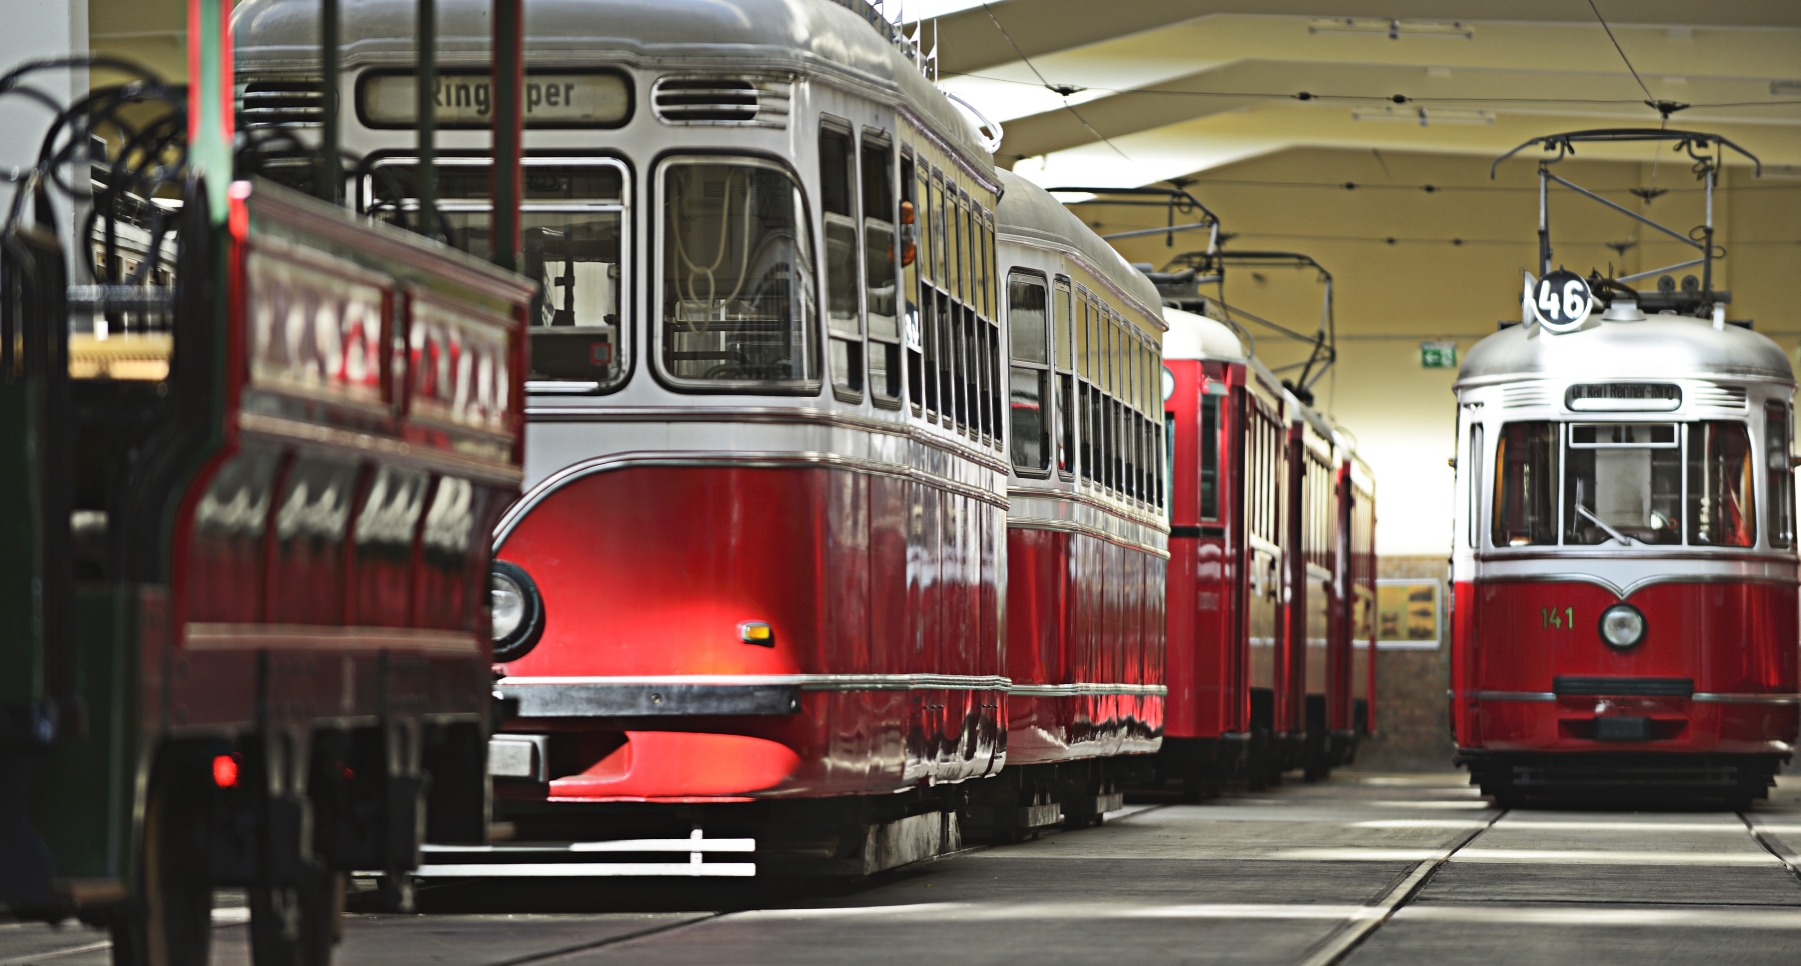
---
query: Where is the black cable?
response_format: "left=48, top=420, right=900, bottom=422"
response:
left=1584, top=0, right=1654, bottom=102
left=978, top=2, right=1132, bottom=162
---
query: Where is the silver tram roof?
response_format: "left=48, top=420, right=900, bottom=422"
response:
left=231, top=0, right=994, bottom=163
left=1456, top=315, right=1794, bottom=390
left=995, top=168, right=1163, bottom=326
left=1160, top=306, right=1247, bottom=364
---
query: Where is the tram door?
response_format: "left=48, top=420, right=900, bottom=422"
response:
left=1241, top=388, right=1287, bottom=753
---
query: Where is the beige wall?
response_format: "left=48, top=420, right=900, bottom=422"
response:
left=1094, top=146, right=1801, bottom=556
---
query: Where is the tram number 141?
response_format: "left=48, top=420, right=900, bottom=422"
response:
left=1540, top=606, right=1575, bottom=630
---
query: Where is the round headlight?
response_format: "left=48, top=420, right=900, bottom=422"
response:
left=490, top=560, right=545, bottom=662
left=1598, top=603, right=1646, bottom=649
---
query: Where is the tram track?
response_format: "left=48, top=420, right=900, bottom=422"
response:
left=1290, top=808, right=1509, bottom=966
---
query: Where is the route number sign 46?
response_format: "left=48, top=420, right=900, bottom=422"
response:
left=1526, top=269, right=1594, bottom=333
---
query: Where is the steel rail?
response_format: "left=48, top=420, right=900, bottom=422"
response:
left=1290, top=807, right=1507, bottom=966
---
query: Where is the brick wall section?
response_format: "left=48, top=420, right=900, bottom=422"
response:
left=1354, top=554, right=1457, bottom=772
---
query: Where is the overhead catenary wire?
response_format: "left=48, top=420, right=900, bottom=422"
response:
left=940, top=69, right=1801, bottom=111
left=977, top=2, right=1133, bottom=162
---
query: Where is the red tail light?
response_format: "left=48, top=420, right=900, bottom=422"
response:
left=212, top=753, right=241, bottom=788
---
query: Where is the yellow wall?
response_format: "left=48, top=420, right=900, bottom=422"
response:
left=1092, top=146, right=1801, bottom=555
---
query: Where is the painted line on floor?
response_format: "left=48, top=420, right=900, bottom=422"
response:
left=1395, top=904, right=1801, bottom=928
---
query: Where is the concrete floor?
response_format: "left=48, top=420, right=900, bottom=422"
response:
left=8, top=771, right=1801, bottom=966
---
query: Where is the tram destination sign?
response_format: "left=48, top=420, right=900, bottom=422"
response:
left=357, top=68, right=632, bottom=129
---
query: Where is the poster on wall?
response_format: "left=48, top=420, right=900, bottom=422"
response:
left=1376, top=579, right=1441, bottom=650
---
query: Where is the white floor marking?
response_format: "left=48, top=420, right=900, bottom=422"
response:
left=1395, top=905, right=1801, bottom=928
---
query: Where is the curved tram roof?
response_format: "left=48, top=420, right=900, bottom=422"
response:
left=1458, top=315, right=1794, bottom=389
left=995, top=169, right=1162, bottom=328
left=232, top=0, right=994, bottom=165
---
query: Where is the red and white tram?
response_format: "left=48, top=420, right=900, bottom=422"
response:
left=234, top=0, right=1168, bottom=870
left=981, top=169, right=1167, bottom=834
left=1453, top=129, right=1796, bottom=805
left=1159, top=305, right=1375, bottom=794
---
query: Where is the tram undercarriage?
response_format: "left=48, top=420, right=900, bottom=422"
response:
left=1459, top=751, right=1785, bottom=808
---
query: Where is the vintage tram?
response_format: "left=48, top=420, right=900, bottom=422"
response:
left=1452, top=129, right=1796, bottom=805
left=984, top=168, right=1166, bottom=835
left=231, top=0, right=1167, bottom=873
left=1, top=40, right=531, bottom=966
left=1158, top=303, right=1375, bottom=794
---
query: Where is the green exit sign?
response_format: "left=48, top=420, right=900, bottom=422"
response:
left=1420, top=341, right=1459, bottom=368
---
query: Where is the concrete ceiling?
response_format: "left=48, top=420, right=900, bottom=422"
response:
left=917, top=2, right=1801, bottom=187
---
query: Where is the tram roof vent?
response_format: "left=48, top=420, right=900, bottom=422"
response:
left=1690, top=383, right=1749, bottom=411
left=652, top=75, right=790, bottom=128
left=237, top=78, right=324, bottom=128
left=1501, top=383, right=1551, bottom=408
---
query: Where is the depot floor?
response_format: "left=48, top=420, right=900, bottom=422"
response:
left=10, top=771, right=1801, bottom=966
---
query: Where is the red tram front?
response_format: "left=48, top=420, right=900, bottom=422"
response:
left=1451, top=316, right=1798, bottom=804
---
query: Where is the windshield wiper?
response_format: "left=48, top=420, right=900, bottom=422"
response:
left=1575, top=503, right=1634, bottom=546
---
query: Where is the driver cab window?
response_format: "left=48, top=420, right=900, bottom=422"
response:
left=1564, top=423, right=1680, bottom=545
left=364, top=159, right=627, bottom=389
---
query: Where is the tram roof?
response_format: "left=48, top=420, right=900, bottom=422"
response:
left=1457, top=315, right=1794, bottom=388
left=995, top=169, right=1162, bottom=327
left=231, top=0, right=994, bottom=165
left=1160, top=306, right=1247, bottom=364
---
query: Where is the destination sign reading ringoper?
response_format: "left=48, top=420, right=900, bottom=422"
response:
left=358, top=71, right=630, bottom=128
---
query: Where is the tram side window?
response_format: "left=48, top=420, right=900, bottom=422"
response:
left=820, top=123, right=863, bottom=397
left=1768, top=403, right=1795, bottom=549
left=660, top=159, right=818, bottom=388
left=903, top=152, right=925, bottom=413
left=1465, top=424, right=1482, bottom=548
left=1007, top=272, right=1050, bottom=474
left=1564, top=423, right=1680, bottom=546
left=1492, top=421, right=1558, bottom=547
left=1200, top=393, right=1219, bottom=518
left=1689, top=421, right=1757, bottom=548
left=862, top=137, right=900, bottom=404
left=367, top=161, right=627, bottom=388
left=1053, top=278, right=1074, bottom=477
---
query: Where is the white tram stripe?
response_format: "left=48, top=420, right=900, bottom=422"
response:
left=497, top=674, right=1166, bottom=695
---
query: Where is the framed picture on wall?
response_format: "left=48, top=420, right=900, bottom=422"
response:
left=1376, top=579, right=1441, bottom=650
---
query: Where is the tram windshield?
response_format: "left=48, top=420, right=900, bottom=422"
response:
left=1492, top=419, right=1759, bottom=549
left=365, top=160, right=626, bottom=388
left=1564, top=423, right=1680, bottom=545
left=660, top=160, right=818, bottom=388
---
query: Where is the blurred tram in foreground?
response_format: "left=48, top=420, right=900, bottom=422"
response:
left=1452, top=129, right=1796, bottom=806
left=1156, top=305, right=1375, bottom=796
left=0, top=64, right=531, bottom=965
left=232, top=0, right=1168, bottom=873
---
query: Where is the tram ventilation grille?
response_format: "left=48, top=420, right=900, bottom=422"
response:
left=1689, top=383, right=1748, bottom=410
left=237, top=79, right=325, bottom=128
left=1501, top=384, right=1551, bottom=408
left=652, top=76, right=790, bottom=127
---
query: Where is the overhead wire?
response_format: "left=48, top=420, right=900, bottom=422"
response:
left=977, top=2, right=1133, bottom=162
left=938, top=69, right=1801, bottom=111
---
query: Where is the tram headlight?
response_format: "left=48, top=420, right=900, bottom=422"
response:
left=490, top=561, right=546, bottom=662
left=1598, top=603, right=1646, bottom=650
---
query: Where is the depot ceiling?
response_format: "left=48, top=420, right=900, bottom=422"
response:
left=917, top=1, right=1801, bottom=187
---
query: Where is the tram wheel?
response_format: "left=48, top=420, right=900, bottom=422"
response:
left=112, top=757, right=212, bottom=966
left=249, top=866, right=343, bottom=966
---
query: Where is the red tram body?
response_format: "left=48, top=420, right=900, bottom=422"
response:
left=1453, top=128, right=1796, bottom=805
left=232, top=0, right=1170, bottom=870
left=1159, top=306, right=1375, bottom=793
left=984, top=169, right=1167, bottom=832
left=1450, top=315, right=1798, bottom=803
